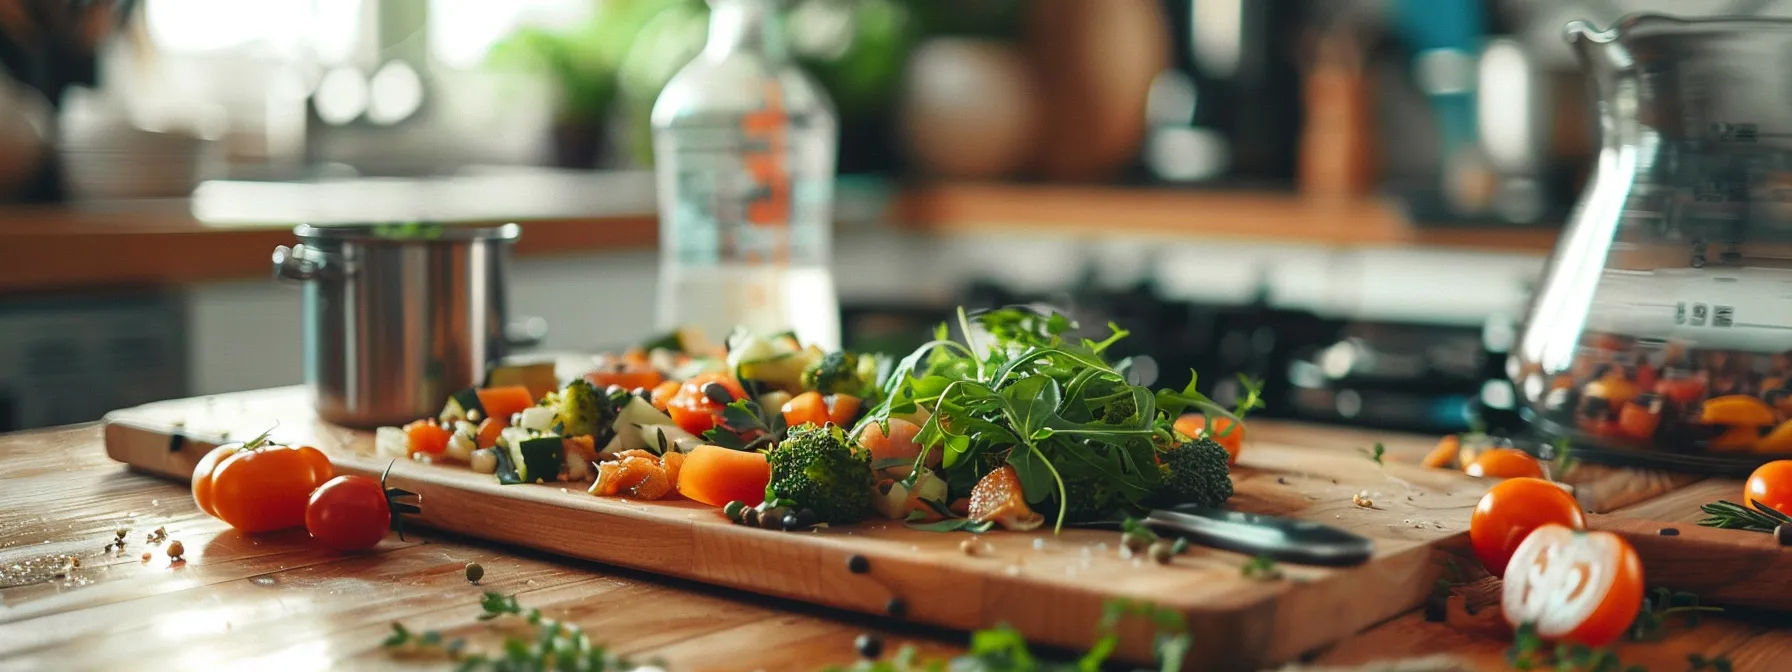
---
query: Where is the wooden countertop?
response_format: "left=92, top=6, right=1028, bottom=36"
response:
left=0, top=178, right=1562, bottom=294
left=3, top=416, right=1784, bottom=670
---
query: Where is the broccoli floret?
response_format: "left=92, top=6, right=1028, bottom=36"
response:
left=1057, top=475, right=1120, bottom=522
left=548, top=379, right=608, bottom=438
left=1100, top=394, right=1138, bottom=424
left=800, top=351, right=873, bottom=397
left=765, top=423, right=874, bottom=524
left=1152, top=438, right=1234, bottom=508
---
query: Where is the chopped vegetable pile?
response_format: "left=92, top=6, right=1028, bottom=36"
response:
left=375, top=305, right=1263, bottom=534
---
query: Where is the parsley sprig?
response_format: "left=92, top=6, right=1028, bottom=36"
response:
left=831, top=599, right=1190, bottom=672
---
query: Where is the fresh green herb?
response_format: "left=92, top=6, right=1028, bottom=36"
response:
left=1363, top=442, right=1386, bottom=465
left=828, top=598, right=1190, bottom=672
left=858, top=306, right=1260, bottom=533
left=1629, top=588, right=1722, bottom=641
left=1698, top=499, right=1792, bottom=532
left=1240, top=555, right=1281, bottom=581
left=1688, top=653, right=1734, bottom=672
left=1510, top=615, right=1682, bottom=672
left=904, top=512, right=995, bottom=533
left=1549, top=437, right=1578, bottom=476
left=384, top=591, right=648, bottom=670
left=701, top=397, right=788, bottom=451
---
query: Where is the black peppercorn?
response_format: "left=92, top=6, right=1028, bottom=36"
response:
left=1659, top=527, right=1680, bottom=536
left=846, top=554, right=870, bottom=574
left=854, top=633, right=884, bottom=659
left=742, top=507, right=760, bottom=528
left=702, top=382, right=734, bottom=405
left=1777, top=524, right=1792, bottom=547
left=760, top=507, right=788, bottom=530
left=885, top=597, right=908, bottom=618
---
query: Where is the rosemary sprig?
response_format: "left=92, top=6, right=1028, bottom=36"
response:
left=1697, top=499, right=1792, bottom=532
left=384, top=591, right=646, bottom=670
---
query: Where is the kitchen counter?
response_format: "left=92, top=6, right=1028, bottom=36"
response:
left=2, top=414, right=1785, bottom=670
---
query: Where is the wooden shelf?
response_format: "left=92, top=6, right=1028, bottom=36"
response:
left=890, top=182, right=1563, bottom=255
left=0, top=180, right=1567, bottom=293
left=0, top=204, right=655, bottom=293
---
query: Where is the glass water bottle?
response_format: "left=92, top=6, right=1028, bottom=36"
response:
left=650, top=0, right=841, bottom=351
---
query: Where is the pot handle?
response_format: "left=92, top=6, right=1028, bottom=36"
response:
left=506, top=316, right=548, bottom=350
left=272, top=244, right=322, bottom=282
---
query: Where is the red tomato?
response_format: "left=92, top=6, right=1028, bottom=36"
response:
left=1616, top=402, right=1660, bottom=441
left=667, top=373, right=748, bottom=435
left=1464, top=448, right=1545, bottom=479
left=1744, top=460, right=1792, bottom=515
left=1173, top=414, right=1244, bottom=465
left=1501, top=524, right=1644, bottom=648
left=1469, top=477, right=1587, bottom=577
left=305, top=475, right=392, bottom=551
left=191, top=444, right=242, bottom=517
left=206, top=444, right=336, bottom=533
left=781, top=391, right=830, bottom=428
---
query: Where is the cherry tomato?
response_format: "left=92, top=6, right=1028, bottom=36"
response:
left=191, top=444, right=242, bottom=518
left=305, top=475, right=392, bottom=551
left=206, top=444, right=335, bottom=533
left=1501, top=524, right=1644, bottom=648
left=1616, top=402, right=1660, bottom=442
left=781, top=391, right=830, bottom=428
left=1173, top=414, right=1243, bottom=465
left=1464, top=448, right=1545, bottom=479
left=1469, top=477, right=1586, bottom=577
left=1744, top=460, right=1792, bottom=514
left=667, top=373, right=748, bottom=435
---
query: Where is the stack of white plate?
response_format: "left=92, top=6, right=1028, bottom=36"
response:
left=58, top=94, right=209, bottom=200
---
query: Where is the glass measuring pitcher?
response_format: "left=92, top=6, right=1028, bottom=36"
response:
left=1514, top=14, right=1792, bottom=473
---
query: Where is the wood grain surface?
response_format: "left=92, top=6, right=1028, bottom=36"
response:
left=4, top=401, right=1791, bottom=670
left=0, top=425, right=962, bottom=672
left=101, top=389, right=1501, bottom=670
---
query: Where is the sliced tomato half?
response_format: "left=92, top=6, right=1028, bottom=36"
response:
left=1500, top=524, right=1644, bottom=648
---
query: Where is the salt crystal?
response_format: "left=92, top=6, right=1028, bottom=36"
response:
left=1032, top=539, right=1046, bottom=551
left=1003, top=566, right=1020, bottom=576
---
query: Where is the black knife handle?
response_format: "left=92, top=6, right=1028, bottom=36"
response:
left=1143, top=508, right=1375, bottom=567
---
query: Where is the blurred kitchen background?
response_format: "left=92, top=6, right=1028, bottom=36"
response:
left=0, top=0, right=1772, bottom=433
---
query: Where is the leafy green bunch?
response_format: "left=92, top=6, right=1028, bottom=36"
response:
left=856, top=306, right=1261, bottom=531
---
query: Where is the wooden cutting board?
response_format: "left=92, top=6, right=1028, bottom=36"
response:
left=99, top=387, right=1768, bottom=668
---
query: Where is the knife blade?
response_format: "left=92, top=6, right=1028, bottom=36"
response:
left=1078, top=505, right=1375, bottom=567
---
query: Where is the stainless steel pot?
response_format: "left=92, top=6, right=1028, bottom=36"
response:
left=272, top=222, right=529, bottom=428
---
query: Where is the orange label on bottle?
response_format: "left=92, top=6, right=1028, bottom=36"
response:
left=740, top=83, right=790, bottom=228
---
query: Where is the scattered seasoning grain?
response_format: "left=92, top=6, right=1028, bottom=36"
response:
left=66, top=556, right=79, bottom=568
left=846, top=554, right=870, bottom=574
left=140, top=552, right=151, bottom=562
left=114, top=529, right=127, bottom=540
left=1352, top=492, right=1374, bottom=508
left=959, top=539, right=978, bottom=556
left=1659, top=527, right=1680, bottom=536
left=1777, top=524, right=1792, bottom=547
left=465, top=562, right=484, bottom=584
left=854, top=633, right=884, bottom=659
left=1147, top=541, right=1175, bottom=565
left=1276, top=477, right=1289, bottom=485
left=884, top=597, right=908, bottom=618
left=103, top=543, right=113, bottom=553
left=166, top=540, right=185, bottom=561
